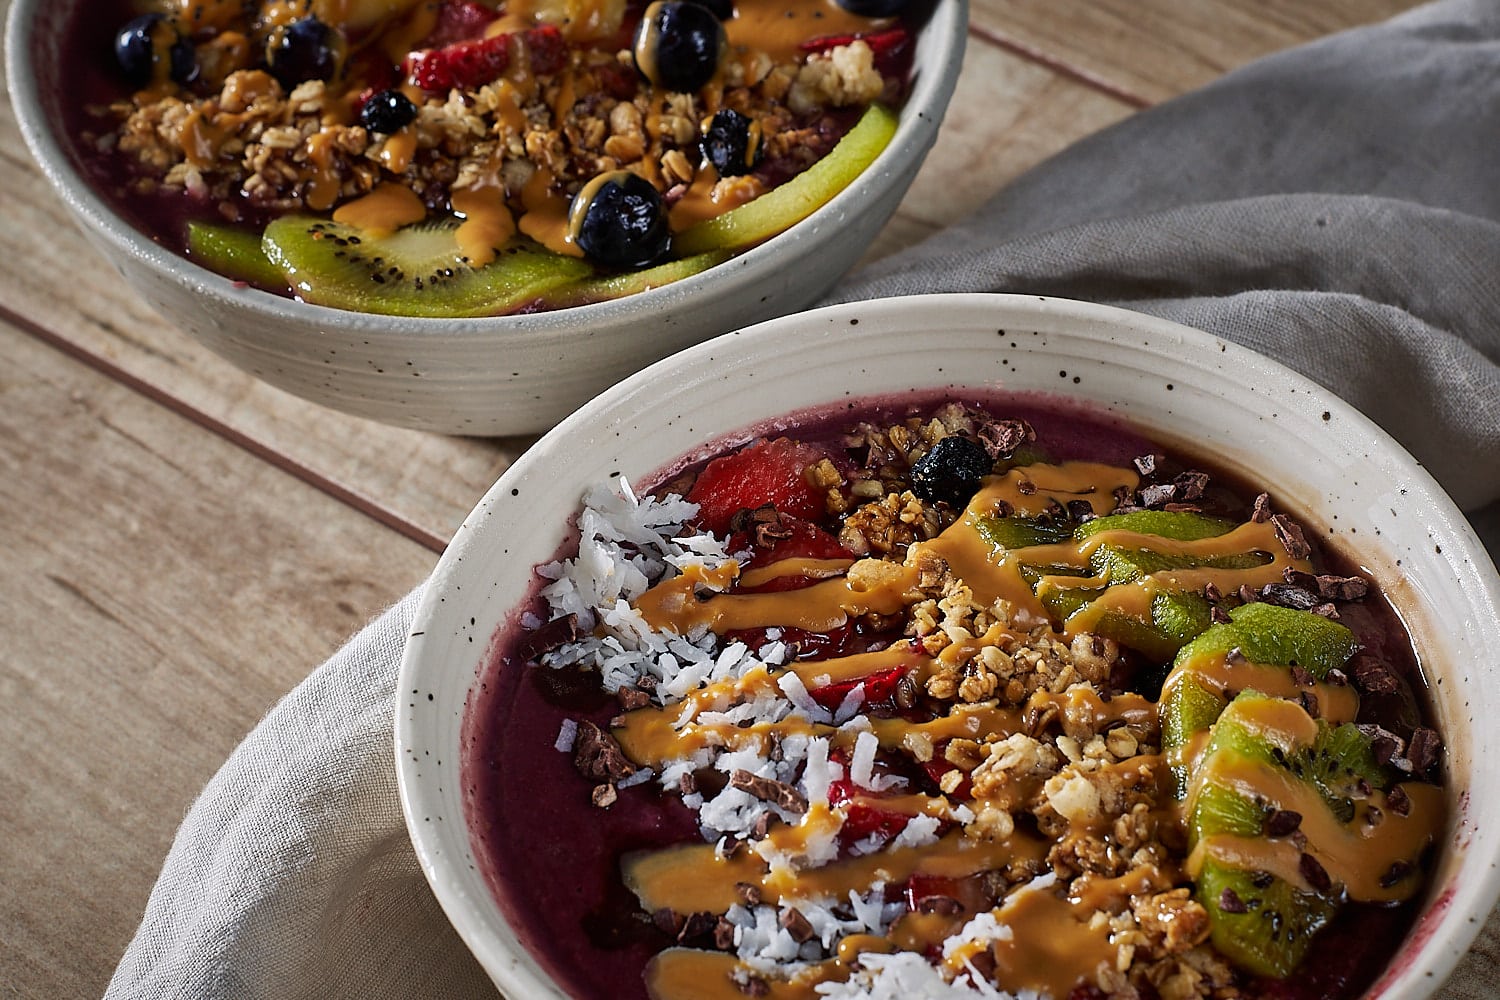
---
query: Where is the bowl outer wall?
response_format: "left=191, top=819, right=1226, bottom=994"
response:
left=396, top=292, right=1500, bottom=999
left=5, top=0, right=967, bottom=436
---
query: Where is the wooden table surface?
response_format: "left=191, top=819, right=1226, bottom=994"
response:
left=0, top=2, right=1422, bottom=996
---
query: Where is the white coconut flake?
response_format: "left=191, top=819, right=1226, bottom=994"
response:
left=778, top=671, right=833, bottom=724
left=942, top=911, right=1014, bottom=960
left=833, top=683, right=867, bottom=724
left=617, top=767, right=654, bottom=789
left=553, top=717, right=578, bottom=753
left=890, top=813, right=942, bottom=850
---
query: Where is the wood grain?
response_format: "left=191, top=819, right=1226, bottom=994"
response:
left=859, top=37, right=1135, bottom=263
left=0, top=318, right=437, bottom=998
left=970, top=0, right=1425, bottom=106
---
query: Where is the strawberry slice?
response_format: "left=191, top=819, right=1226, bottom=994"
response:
left=903, top=873, right=993, bottom=917
left=420, top=0, right=500, bottom=49
left=840, top=801, right=910, bottom=848
left=809, top=665, right=906, bottom=710
left=686, top=438, right=830, bottom=536
left=406, top=24, right=567, bottom=92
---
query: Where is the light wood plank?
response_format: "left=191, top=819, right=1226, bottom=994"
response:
left=0, top=318, right=437, bottom=998
left=970, top=0, right=1426, bottom=106
left=862, top=39, right=1135, bottom=262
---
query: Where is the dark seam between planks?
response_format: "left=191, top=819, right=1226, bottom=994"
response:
left=968, top=22, right=1154, bottom=110
left=2, top=302, right=450, bottom=556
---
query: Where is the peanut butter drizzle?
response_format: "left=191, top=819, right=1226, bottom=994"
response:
left=667, top=167, right=768, bottom=231
left=313, top=0, right=425, bottom=32
left=1184, top=698, right=1443, bottom=903
left=178, top=109, right=228, bottom=169
left=904, top=462, right=1141, bottom=628
left=450, top=186, right=518, bottom=265
left=981, top=887, right=1120, bottom=998
left=1165, top=650, right=1361, bottom=726
left=624, top=829, right=1047, bottom=915
left=1028, top=686, right=1159, bottom=736
left=635, top=558, right=920, bottom=635
left=725, top=0, right=892, bottom=63
left=647, top=949, right=831, bottom=1000
left=377, top=129, right=418, bottom=173
left=301, top=131, right=342, bottom=210
left=738, top=557, right=856, bottom=590
left=1069, top=862, right=1179, bottom=913
left=331, top=181, right=427, bottom=236
left=518, top=165, right=582, bottom=256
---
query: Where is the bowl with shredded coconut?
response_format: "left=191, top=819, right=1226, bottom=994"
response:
left=396, top=293, right=1500, bottom=1000
left=7, top=0, right=965, bottom=434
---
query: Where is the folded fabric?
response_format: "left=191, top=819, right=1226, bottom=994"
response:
left=106, top=2, right=1500, bottom=998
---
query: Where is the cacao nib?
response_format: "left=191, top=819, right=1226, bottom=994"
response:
left=730, top=769, right=809, bottom=814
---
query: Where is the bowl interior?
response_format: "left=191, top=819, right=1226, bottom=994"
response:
left=398, top=292, right=1500, bottom=998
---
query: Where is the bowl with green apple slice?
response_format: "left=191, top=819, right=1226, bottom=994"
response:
left=9, top=0, right=965, bottom=435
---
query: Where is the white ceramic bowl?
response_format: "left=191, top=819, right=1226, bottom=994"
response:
left=397, top=293, right=1500, bottom=998
left=5, top=0, right=965, bottom=436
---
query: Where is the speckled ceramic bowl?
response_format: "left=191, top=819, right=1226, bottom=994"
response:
left=5, top=0, right=965, bottom=436
left=397, top=293, right=1500, bottom=998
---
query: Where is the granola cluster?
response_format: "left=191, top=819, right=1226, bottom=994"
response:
left=89, top=10, right=890, bottom=224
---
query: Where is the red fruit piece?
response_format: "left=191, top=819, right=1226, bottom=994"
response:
left=406, top=24, right=567, bottom=92
left=421, top=0, right=500, bottom=49
left=801, top=25, right=909, bottom=57
left=800, top=26, right=911, bottom=76
left=686, top=438, right=830, bottom=536
left=809, top=665, right=906, bottom=710
left=903, top=873, right=996, bottom=918
left=839, top=801, right=910, bottom=850
left=731, top=516, right=852, bottom=591
left=919, top=753, right=972, bottom=800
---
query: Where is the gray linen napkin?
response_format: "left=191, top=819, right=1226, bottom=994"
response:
left=106, top=1, right=1500, bottom=997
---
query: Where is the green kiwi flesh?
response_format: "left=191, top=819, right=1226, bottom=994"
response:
left=1160, top=604, right=1359, bottom=792
left=261, top=216, right=591, bottom=318
left=544, top=249, right=732, bottom=309
left=1188, top=691, right=1393, bottom=978
left=187, top=220, right=289, bottom=291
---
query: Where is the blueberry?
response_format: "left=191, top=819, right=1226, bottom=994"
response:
left=701, top=109, right=761, bottom=177
left=568, top=172, right=671, bottom=269
left=835, top=0, right=911, bottom=14
left=909, top=436, right=993, bottom=507
left=360, top=89, right=418, bottom=134
left=633, top=1, right=725, bottom=93
left=685, top=0, right=733, bottom=18
left=114, top=13, right=197, bottom=88
left=267, top=16, right=339, bottom=90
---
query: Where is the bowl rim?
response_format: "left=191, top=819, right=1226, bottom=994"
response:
left=396, top=291, right=1500, bottom=1000
left=3, top=0, right=969, bottom=339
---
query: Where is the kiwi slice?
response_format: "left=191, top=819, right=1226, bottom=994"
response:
left=187, top=220, right=289, bottom=291
left=1161, top=604, right=1359, bottom=793
left=672, top=102, right=899, bottom=256
left=544, top=249, right=732, bottom=309
left=1188, top=691, right=1392, bottom=978
left=975, top=513, right=1075, bottom=550
left=261, top=216, right=592, bottom=318
left=1078, top=511, right=1267, bottom=583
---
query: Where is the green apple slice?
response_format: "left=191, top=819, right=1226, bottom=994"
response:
left=672, top=102, right=899, bottom=256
